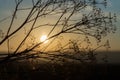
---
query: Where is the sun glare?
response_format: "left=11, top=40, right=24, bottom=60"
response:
left=40, top=35, right=48, bottom=43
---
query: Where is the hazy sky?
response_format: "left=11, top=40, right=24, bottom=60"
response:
left=0, top=0, right=120, bottom=52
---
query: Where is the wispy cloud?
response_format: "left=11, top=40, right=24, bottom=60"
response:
left=107, top=0, right=112, bottom=7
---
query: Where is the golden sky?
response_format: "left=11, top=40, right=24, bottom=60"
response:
left=0, top=0, right=120, bottom=52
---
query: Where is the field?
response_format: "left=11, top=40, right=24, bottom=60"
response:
left=0, top=51, right=120, bottom=80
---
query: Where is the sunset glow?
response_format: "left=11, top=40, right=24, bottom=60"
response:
left=40, top=35, right=48, bottom=43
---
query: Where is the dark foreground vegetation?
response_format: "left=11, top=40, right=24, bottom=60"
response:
left=0, top=60, right=120, bottom=80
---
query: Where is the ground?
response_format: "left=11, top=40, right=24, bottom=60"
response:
left=0, top=60, right=120, bottom=80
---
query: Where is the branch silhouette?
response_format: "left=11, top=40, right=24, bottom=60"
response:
left=0, top=0, right=116, bottom=63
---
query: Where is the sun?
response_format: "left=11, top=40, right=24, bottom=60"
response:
left=40, top=35, right=48, bottom=43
